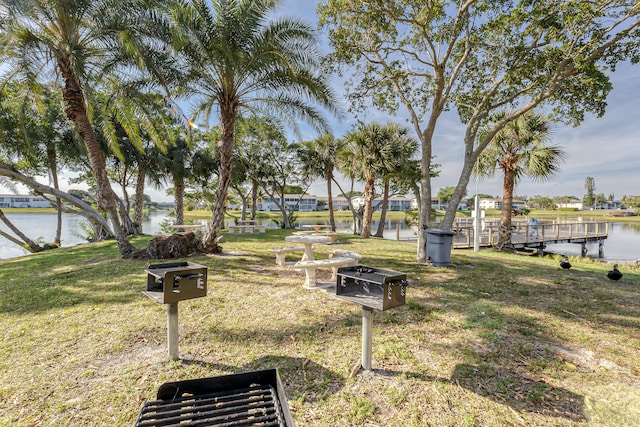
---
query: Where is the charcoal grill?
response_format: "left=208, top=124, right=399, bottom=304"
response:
left=335, top=265, right=409, bottom=371
left=143, top=261, right=208, bottom=361
left=336, top=265, right=407, bottom=311
left=144, top=261, right=207, bottom=304
left=135, top=369, right=294, bottom=427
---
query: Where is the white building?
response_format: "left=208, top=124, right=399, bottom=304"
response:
left=479, top=198, right=527, bottom=210
left=432, top=197, right=469, bottom=211
left=557, top=201, right=584, bottom=210
left=258, top=194, right=318, bottom=212
left=376, top=195, right=413, bottom=211
left=0, top=194, right=51, bottom=208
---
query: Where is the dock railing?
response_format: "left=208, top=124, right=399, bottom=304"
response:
left=449, top=220, right=609, bottom=249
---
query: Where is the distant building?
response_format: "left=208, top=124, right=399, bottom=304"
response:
left=375, top=195, right=413, bottom=211
left=317, top=196, right=351, bottom=211
left=557, top=201, right=584, bottom=210
left=479, top=198, right=527, bottom=210
left=275, top=194, right=416, bottom=212
left=432, top=197, right=468, bottom=211
left=0, top=194, right=51, bottom=208
left=258, top=194, right=318, bottom=212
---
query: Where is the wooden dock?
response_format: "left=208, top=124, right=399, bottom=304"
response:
left=450, top=220, right=609, bottom=256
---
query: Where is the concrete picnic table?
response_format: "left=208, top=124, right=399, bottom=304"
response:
left=284, top=234, right=332, bottom=262
left=302, top=224, right=333, bottom=234
left=171, top=224, right=205, bottom=233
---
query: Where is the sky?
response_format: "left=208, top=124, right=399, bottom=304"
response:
left=279, top=0, right=640, bottom=202
left=15, top=1, right=639, bottom=203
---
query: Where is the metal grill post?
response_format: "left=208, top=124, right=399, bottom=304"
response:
left=361, top=306, right=373, bottom=370
left=167, top=303, right=179, bottom=360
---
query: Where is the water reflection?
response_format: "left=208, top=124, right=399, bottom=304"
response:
left=0, top=210, right=170, bottom=259
left=1, top=211, right=639, bottom=263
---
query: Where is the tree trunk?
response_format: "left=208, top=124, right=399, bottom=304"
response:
left=120, top=166, right=131, bottom=213
left=240, top=193, right=248, bottom=220
left=361, top=177, right=375, bottom=238
left=0, top=209, right=45, bottom=252
left=117, top=195, right=138, bottom=235
left=57, top=55, right=136, bottom=258
left=46, top=146, right=62, bottom=245
left=250, top=178, right=258, bottom=220
left=203, top=103, right=236, bottom=253
left=418, top=145, right=433, bottom=262
left=174, top=177, right=185, bottom=225
left=326, top=168, right=336, bottom=231
left=374, top=178, right=390, bottom=237
left=495, top=166, right=516, bottom=251
left=0, top=160, right=112, bottom=233
left=133, top=165, right=146, bottom=233
left=278, top=189, right=291, bottom=228
left=441, top=134, right=479, bottom=230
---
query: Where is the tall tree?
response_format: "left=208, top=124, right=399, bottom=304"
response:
left=475, top=111, right=565, bottom=250
left=319, top=0, right=639, bottom=261
left=0, top=0, right=172, bottom=257
left=0, top=83, right=83, bottom=245
left=341, top=122, right=411, bottom=238
left=244, top=127, right=302, bottom=229
left=373, top=129, right=418, bottom=238
left=584, top=177, right=596, bottom=210
left=171, top=0, right=339, bottom=253
left=296, top=134, right=343, bottom=231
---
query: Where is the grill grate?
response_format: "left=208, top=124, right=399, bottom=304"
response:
left=135, top=370, right=294, bottom=427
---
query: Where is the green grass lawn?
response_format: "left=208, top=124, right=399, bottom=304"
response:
left=0, top=230, right=638, bottom=426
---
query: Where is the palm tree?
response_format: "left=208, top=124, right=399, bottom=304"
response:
left=341, top=123, right=410, bottom=238
left=475, top=111, right=565, bottom=250
left=373, top=132, right=418, bottom=237
left=0, top=0, right=170, bottom=257
left=296, top=134, right=343, bottom=231
left=171, top=0, right=338, bottom=253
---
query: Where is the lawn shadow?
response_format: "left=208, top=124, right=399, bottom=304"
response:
left=179, top=355, right=344, bottom=405
left=376, top=365, right=585, bottom=423
left=451, top=363, right=586, bottom=422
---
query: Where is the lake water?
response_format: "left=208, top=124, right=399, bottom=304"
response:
left=1, top=211, right=639, bottom=263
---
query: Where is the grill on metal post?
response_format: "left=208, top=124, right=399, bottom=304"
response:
left=135, top=369, right=295, bottom=427
left=143, top=261, right=208, bottom=361
left=336, top=265, right=408, bottom=371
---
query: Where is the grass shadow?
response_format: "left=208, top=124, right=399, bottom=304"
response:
left=451, top=363, right=585, bottom=422
left=178, top=355, right=345, bottom=405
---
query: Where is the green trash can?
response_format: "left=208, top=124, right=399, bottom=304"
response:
left=425, top=229, right=455, bottom=266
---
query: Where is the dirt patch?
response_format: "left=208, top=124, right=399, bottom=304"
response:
left=548, top=344, right=627, bottom=372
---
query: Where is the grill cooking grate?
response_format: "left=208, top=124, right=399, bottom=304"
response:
left=135, top=370, right=294, bottom=427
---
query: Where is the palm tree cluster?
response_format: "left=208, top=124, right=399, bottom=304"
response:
left=0, top=0, right=570, bottom=259
left=297, top=123, right=419, bottom=238
left=0, top=0, right=341, bottom=256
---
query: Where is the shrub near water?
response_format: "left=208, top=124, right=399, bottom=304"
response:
left=0, top=231, right=639, bottom=426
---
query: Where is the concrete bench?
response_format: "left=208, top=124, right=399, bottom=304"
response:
left=268, top=246, right=305, bottom=267
left=326, top=231, right=338, bottom=243
left=294, top=256, right=358, bottom=288
left=328, top=249, right=363, bottom=261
